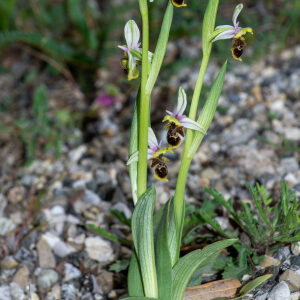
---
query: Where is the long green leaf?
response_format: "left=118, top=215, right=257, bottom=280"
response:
left=280, top=180, right=288, bottom=216
left=168, top=198, right=180, bottom=267
left=172, top=239, right=237, bottom=300
left=202, top=0, right=219, bottom=56
left=87, top=224, right=131, bottom=246
left=188, top=61, right=227, bottom=158
left=145, top=2, right=173, bottom=95
left=121, top=297, right=159, bottom=300
left=154, top=201, right=172, bottom=300
left=132, top=186, right=158, bottom=298
left=128, top=252, right=145, bottom=297
left=238, top=274, right=272, bottom=296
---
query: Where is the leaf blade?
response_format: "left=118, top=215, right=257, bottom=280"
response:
left=132, top=185, right=158, bottom=298
left=172, top=239, right=237, bottom=300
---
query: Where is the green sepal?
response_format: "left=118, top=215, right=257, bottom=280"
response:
left=132, top=185, right=158, bottom=298
left=171, top=239, right=237, bottom=300
left=154, top=200, right=172, bottom=300
left=128, top=252, right=144, bottom=297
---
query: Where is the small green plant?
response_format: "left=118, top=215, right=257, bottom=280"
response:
left=183, top=181, right=299, bottom=280
left=13, top=84, right=79, bottom=166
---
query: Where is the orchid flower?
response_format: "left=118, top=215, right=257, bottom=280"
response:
left=127, top=128, right=173, bottom=182
left=118, top=20, right=153, bottom=81
left=163, top=87, right=206, bottom=148
left=212, top=4, right=253, bottom=61
left=172, top=0, right=187, bottom=7
left=118, top=20, right=141, bottom=80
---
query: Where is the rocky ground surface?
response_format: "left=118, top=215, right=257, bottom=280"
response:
left=0, top=42, right=299, bottom=300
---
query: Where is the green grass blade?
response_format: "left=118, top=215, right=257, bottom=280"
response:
left=280, top=180, right=288, bottom=216
left=172, top=239, right=237, bottom=300
left=87, top=224, right=131, bottom=246
left=236, top=274, right=273, bottom=298
left=132, top=185, right=158, bottom=298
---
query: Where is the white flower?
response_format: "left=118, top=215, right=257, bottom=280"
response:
left=118, top=20, right=141, bottom=80
left=212, top=4, right=253, bottom=61
left=127, top=128, right=173, bottom=182
left=163, top=87, right=206, bottom=135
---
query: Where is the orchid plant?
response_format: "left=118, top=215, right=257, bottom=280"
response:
left=118, top=1, right=254, bottom=299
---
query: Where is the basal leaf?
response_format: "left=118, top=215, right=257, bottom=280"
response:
left=121, top=297, right=159, bottom=300
left=172, top=239, right=237, bottom=300
left=132, top=185, right=158, bottom=298
left=154, top=200, right=172, bottom=300
left=128, top=252, right=144, bottom=297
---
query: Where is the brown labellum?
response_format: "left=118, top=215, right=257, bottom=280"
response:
left=232, top=38, right=246, bottom=60
left=167, top=122, right=184, bottom=147
left=151, top=155, right=168, bottom=180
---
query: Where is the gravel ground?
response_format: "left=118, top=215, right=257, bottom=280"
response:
left=0, top=43, right=299, bottom=299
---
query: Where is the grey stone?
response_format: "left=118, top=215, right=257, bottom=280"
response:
left=7, top=186, right=26, bottom=204
left=280, top=157, right=299, bottom=173
left=280, top=270, right=300, bottom=291
left=291, top=256, right=300, bottom=268
left=84, top=190, right=102, bottom=205
left=111, top=202, right=132, bottom=219
left=85, top=236, right=114, bottom=264
left=63, top=263, right=81, bottom=281
left=10, top=283, right=26, bottom=300
left=291, top=292, right=300, bottom=300
left=230, top=146, right=278, bottom=177
left=274, top=247, right=291, bottom=262
left=256, top=293, right=268, bottom=300
left=37, top=239, right=56, bottom=269
left=268, top=281, right=291, bottom=300
left=95, top=170, right=111, bottom=185
left=61, top=283, right=77, bottom=300
left=37, top=269, right=59, bottom=289
left=12, top=265, right=30, bottom=289
left=0, top=286, right=11, bottom=300
left=0, top=217, right=16, bottom=236
left=260, top=256, right=281, bottom=268
left=0, top=194, right=7, bottom=217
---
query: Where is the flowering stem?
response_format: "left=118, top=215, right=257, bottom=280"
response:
left=137, top=0, right=150, bottom=199
left=173, top=51, right=211, bottom=259
left=185, top=53, right=210, bottom=149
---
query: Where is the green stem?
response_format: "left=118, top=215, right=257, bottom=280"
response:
left=184, top=53, right=210, bottom=149
left=173, top=51, right=211, bottom=260
left=137, top=0, right=150, bottom=198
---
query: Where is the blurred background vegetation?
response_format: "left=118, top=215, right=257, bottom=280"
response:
left=0, top=0, right=299, bottom=165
